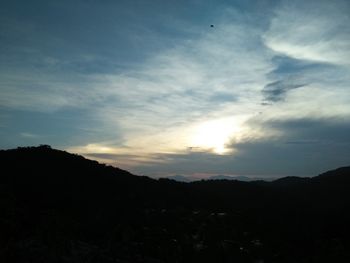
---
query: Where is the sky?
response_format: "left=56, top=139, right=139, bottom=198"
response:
left=1, top=0, right=350, bottom=179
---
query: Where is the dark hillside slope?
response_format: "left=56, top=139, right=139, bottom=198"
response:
left=0, top=146, right=350, bottom=262
left=0, top=146, right=193, bottom=210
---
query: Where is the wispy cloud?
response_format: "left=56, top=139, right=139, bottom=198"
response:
left=19, top=132, right=38, bottom=138
left=262, top=79, right=307, bottom=102
left=263, top=0, right=350, bottom=65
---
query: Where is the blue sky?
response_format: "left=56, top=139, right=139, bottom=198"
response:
left=1, top=0, right=350, bottom=178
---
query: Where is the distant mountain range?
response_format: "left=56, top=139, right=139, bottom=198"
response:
left=1, top=145, right=349, bottom=262
left=167, top=174, right=193, bottom=182
left=208, top=175, right=254, bottom=181
left=167, top=174, right=276, bottom=182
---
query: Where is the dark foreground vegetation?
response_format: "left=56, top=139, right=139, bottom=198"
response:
left=1, top=145, right=350, bottom=262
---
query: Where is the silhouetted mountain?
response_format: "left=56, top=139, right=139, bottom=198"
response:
left=1, top=145, right=350, bottom=262
left=271, top=175, right=310, bottom=186
left=316, top=166, right=350, bottom=182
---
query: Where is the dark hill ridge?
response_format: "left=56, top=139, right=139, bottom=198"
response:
left=0, top=145, right=350, bottom=263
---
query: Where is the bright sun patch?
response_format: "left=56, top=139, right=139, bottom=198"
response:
left=190, top=118, right=241, bottom=154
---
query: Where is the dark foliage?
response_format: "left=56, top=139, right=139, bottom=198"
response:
left=0, top=146, right=349, bottom=262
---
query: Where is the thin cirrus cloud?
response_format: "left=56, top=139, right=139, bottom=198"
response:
left=263, top=0, right=350, bottom=66
left=262, top=79, right=307, bottom=103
